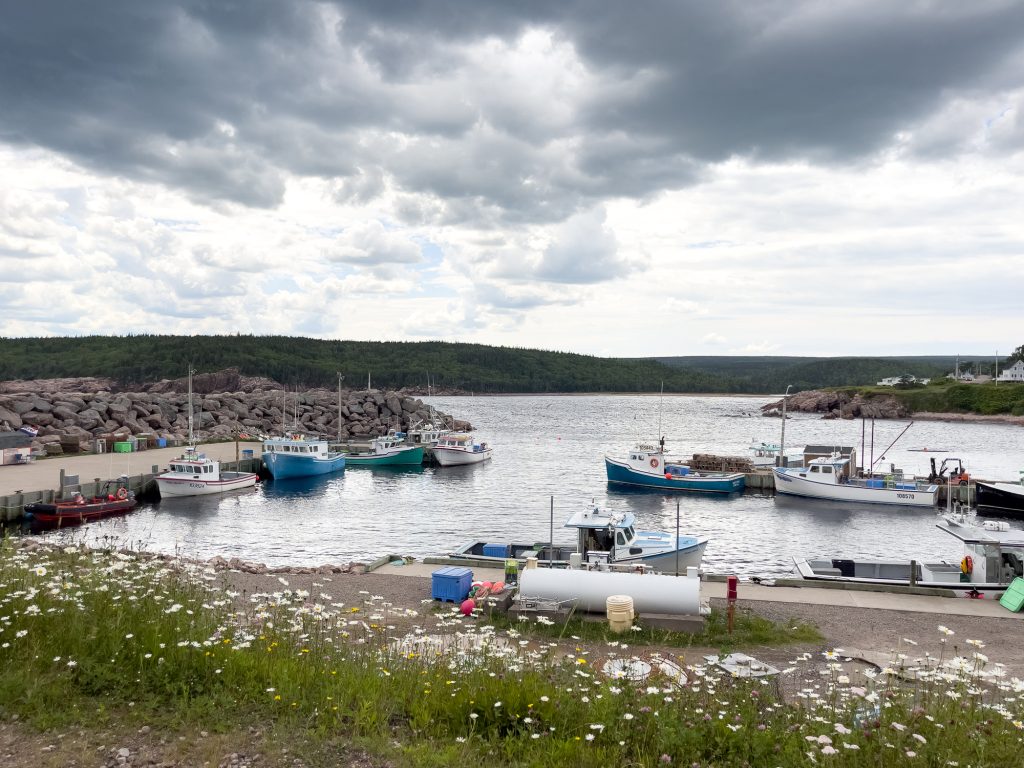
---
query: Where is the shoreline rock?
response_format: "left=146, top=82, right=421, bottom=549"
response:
left=0, top=374, right=468, bottom=454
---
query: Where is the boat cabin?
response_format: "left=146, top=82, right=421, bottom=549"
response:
left=262, top=436, right=330, bottom=456
left=565, top=505, right=640, bottom=564
left=938, top=516, right=1024, bottom=584
left=802, top=445, right=857, bottom=477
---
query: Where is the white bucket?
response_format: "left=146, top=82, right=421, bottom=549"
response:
left=606, top=594, right=634, bottom=634
left=525, top=557, right=539, bottom=570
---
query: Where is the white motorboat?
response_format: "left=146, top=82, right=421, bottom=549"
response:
left=451, top=502, right=708, bottom=573
left=433, top=432, right=492, bottom=466
left=155, top=368, right=258, bottom=497
left=794, top=514, right=1024, bottom=597
left=155, top=448, right=259, bottom=497
left=773, top=455, right=938, bottom=507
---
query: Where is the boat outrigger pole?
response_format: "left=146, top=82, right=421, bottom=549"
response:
left=871, top=421, right=914, bottom=471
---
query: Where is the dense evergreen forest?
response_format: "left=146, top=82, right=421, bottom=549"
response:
left=0, top=336, right=738, bottom=393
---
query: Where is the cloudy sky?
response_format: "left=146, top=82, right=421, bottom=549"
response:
left=2, top=1, right=1022, bottom=357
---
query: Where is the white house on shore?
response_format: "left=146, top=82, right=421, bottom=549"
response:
left=998, top=360, right=1024, bottom=382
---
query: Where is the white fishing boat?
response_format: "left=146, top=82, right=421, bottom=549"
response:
left=794, top=514, right=1024, bottom=597
left=432, top=433, right=492, bottom=466
left=451, top=502, right=709, bottom=573
left=773, top=455, right=938, bottom=507
left=155, top=369, right=259, bottom=498
left=749, top=441, right=782, bottom=468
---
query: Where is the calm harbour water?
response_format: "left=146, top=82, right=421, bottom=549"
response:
left=35, top=395, right=1024, bottom=578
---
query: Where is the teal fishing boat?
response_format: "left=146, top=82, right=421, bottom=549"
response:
left=343, top=434, right=425, bottom=466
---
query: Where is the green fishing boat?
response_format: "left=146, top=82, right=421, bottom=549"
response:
left=343, top=435, right=425, bottom=466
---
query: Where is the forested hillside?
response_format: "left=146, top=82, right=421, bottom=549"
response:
left=0, top=336, right=1010, bottom=394
left=655, top=355, right=973, bottom=392
left=0, top=336, right=742, bottom=393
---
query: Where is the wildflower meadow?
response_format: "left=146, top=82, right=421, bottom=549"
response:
left=1, top=538, right=1022, bottom=767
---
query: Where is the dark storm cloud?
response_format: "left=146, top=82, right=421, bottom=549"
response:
left=2, top=1, right=1021, bottom=217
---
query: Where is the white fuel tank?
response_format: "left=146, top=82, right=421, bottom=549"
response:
left=518, top=567, right=701, bottom=615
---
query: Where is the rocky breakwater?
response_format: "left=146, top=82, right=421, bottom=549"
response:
left=761, top=389, right=908, bottom=420
left=0, top=381, right=467, bottom=456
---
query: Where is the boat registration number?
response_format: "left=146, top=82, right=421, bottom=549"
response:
left=896, top=493, right=915, bottom=499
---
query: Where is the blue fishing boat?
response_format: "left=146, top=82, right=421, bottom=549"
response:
left=605, top=438, right=745, bottom=494
left=262, top=435, right=346, bottom=480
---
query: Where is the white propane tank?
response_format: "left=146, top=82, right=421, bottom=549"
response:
left=519, top=567, right=701, bottom=615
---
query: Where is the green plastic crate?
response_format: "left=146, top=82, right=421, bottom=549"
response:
left=998, top=577, right=1024, bottom=613
left=112, top=441, right=133, bottom=453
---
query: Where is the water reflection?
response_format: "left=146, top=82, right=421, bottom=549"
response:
left=20, top=394, right=1023, bottom=576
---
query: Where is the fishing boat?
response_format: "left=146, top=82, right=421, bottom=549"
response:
left=976, top=471, right=1024, bottom=519
left=794, top=514, right=1024, bottom=597
left=450, top=502, right=709, bottom=573
left=773, top=455, right=938, bottom=507
left=605, top=439, right=745, bottom=494
left=749, top=441, right=782, bottom=468
left=432, top=432, right=492, bottom=467
left=155, top=369, right=259, bottom=497
left=25, top=478, right=137, bottom=526
left=262, top=434, right=346, bottom=479
left=342, top=434, right=424, bottom=466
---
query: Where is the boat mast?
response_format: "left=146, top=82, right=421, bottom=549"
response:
left=187, top=366, right=195, bottom=447
left=337, top=372, right=344, bottom=442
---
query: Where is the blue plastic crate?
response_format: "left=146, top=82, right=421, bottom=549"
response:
left=432, top=566, right=472, bottom=602
left=866, top=479, right=884, bottom=488
left=482, top=543, right=511, bottom=558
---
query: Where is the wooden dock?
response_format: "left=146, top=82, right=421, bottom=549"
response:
left=0, top=442, right=264, bottom=523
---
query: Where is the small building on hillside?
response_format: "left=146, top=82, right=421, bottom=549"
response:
left=998, top=360, right=1024, bottom=382
left=0, top=432, right=32, bottom=465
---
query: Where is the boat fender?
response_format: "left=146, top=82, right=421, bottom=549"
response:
left=650, top=458, right=660, bottom=469
left=116, top=487, right=128, bottom=500
left=960, top=555, right=973, bottom=575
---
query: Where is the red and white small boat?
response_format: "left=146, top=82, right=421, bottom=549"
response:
left=26, top=480, right=137, bottom=526
left=432, top=433, right=492, bottom=467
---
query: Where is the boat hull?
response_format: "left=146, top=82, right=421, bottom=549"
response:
left=772, top=468, right=938, bottom=507
left=976, top=481, right=1024, bottom=519
left=156, top=472, right=258, bottom=497
left=344, top=445, right=425, bottom=466
left=450, top=539, right=707, bottom=573
left=263, top=452, right=346, bottom=480
left=605, top=457, right=744, bottom=494
left=433, top=447, right=493, bottom=466
left=27, top=498, right=137, bottom=525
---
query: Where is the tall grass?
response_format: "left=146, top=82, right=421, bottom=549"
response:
left=2, top=539, right=1022, bottom=766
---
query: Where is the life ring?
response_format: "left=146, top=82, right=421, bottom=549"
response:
left=116, top=487, right=128, bottom=500
left=649, top=458, right=660, bottom=469
left=75, top=496, right=85, bottom=506
left=960, top=555, right=973, bottom=575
